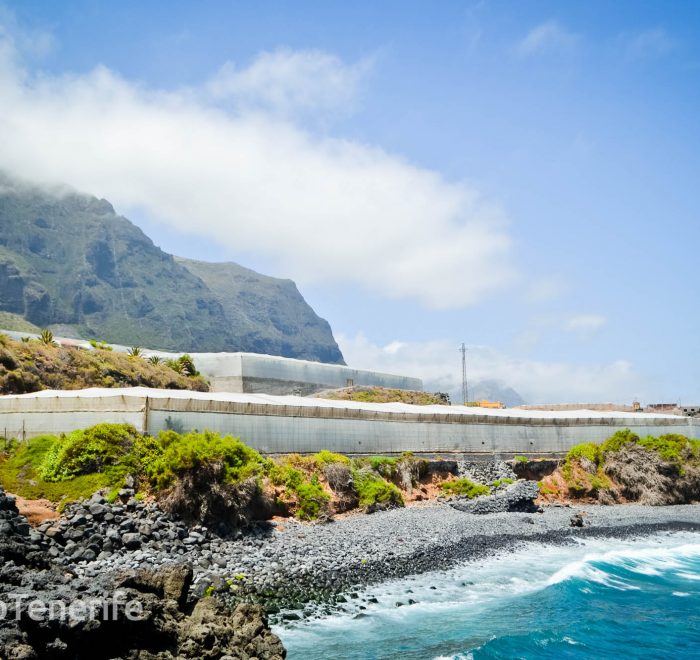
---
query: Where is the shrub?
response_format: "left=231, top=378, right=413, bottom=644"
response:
left=140, top=430, right=267, bottom=490
left=295, top=476, right=330, bottom=520
left=39, top=329, right=56, bottom=346
left=165, top=358, right=184, bottom=374
left=514, top=455, right=528, bottom=463
left=0, top=434, right=114, bottom=503
left=368, top=456, right=398, bottom=472
left=638, top=434, right=700, bottom=466
left=89, top=339, right=113, bottom=351
left=600, top=429, right=639, bottom=455
left=440, top=478, right=490, bottom=498
left=313, top=450, right=350, bottom=467
left=566, top=442, right=600, bottom=466
left=324, top=462, right=355, bottom=493
left=353, top=468, right=404, bottom=509
left=148, top=355, right=162, bottom=365
left=40, top=424, right=140, bottom=482
left=268, top=463, right=304, bottom=489
left=127, top=346, right=143, bottom=357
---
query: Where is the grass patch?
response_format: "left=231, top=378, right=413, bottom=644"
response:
left=440, top=478, right=490, bottom=498
left=353, top=469, right=404, bottom=509
left=638, top=434, right=700, bottom=467
left=0, top=435, right=116, bottom=505
left=312, top=450, right=350, bottom=468
left=491, top=478, right=514, bottom=488
left=600, top=429, right=639, bottom=455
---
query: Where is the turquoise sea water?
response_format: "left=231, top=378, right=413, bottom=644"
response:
left=275, top=532, right=700, bottom=659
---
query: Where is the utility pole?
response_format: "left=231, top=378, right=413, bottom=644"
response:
left=459, top=343, right=469, bottom=405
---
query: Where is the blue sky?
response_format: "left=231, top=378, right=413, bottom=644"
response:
left=1, top=1, right=698, bottom=403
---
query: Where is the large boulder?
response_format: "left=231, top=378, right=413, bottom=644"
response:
left=450, top=480, right=541, bottom=514
left=0, top=562, right=286, bottom=659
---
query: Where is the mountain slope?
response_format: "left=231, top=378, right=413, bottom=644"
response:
left=176, top=257, right=344, bottom=363
left=0, top=173, right=344, bottom=363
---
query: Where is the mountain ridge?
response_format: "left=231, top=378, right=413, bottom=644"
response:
left=0, top=173, right=344, bottom=363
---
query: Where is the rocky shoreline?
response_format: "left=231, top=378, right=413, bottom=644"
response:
left=10, top=483, right=700, bottom=609
left=3, top=479, right=700, bottom=656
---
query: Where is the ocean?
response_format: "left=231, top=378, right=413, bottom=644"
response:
left=274, top=531, right=700, bottom=659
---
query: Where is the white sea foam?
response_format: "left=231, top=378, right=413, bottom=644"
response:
left=276, top=531, right=700, bottom=658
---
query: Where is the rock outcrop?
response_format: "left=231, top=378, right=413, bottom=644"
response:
left=450, top=480, right=541, bottom=514
left=603, top=443, right=700, bottom=506
left=0, top=487, right=286, bottom=659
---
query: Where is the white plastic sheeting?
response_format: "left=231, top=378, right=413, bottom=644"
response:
left=1, top=388, right=698, bottom=454
left=1, top=330, right=423, bottom=394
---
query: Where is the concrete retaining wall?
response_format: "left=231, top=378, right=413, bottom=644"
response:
left=0, top=388, right=700, bottom=454
left=1, top=388, right=698, bottom=455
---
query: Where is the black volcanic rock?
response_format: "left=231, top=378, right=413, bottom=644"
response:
left=0, top=173, right=344, bottom=363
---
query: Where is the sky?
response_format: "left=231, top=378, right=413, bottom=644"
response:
left=0, top=1, right=698, bottom=404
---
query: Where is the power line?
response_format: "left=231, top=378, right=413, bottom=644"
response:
left=459, top=342, right=469, bottom=405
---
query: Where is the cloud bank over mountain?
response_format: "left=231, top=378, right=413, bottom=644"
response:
left=0, top=21, right=514, bottom=310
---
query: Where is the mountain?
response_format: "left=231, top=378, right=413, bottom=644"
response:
left=440, top=379, right=526, bottom=407
left=470, top=379, right=526, bottom=407
left=0, top=173, right=344, bottom=363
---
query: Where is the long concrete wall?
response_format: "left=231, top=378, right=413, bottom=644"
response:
left=2, top=388, right=698, bottom=455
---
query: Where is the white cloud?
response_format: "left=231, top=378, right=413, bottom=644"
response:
left=0, top=23, right=515, bottom=310
left=624, top=28, right=677, bottom=61
left=0, top=6, right=54, bottom=60
left=337, top=332, right=640, bottom=404
left=524, top=277, right=566, bottom=303
left=564, top=314, right=607, bottom=336
left=206, top=48, right=372, bottom=116
left=516, top=20, right=579, bottom=56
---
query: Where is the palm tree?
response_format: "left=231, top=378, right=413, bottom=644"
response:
left=39, top=329, right=56, bottom=346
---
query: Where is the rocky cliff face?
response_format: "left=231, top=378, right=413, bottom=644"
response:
left=0, top=486, right=286, bottom=659
left=0, top=173, right=343, bottom=363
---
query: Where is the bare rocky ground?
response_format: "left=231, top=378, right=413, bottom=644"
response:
left=19, top=485, right=700, bottom=616
left=0, top=486, right=286, bottom=659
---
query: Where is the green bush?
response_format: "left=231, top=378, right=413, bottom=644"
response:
left=268, top=463, right=304, bottom=489
left=514, top=455, right=528, bottom=463
left=440, top=478, right=490, bottom=498
left=638, top=434, right=700, bottom=466
left=0, top=434, right=114, bottom=503
left=40, top=424, right=140, bottom=482
left=353, top=469, right=404, bottom=508
left=566, top=442, right=600, bottom=466
left=312, top=450, right=350, bottom=467
left=295, top=476, right=330, bottom=520
left=600, top=429, right=639, bottom=455
left=140, top=430, right=267, bottom=490
left=368, top=456, right=398, bottom=472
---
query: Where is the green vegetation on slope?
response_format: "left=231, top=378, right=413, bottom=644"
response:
left=0, top=333, right=208, bottom=394
left=320, top=386, right=448, bottom=405
left=0, top=312, right=40, bottom=333
left=0, top=426, right=423, bottom=520
left=541, top=429, right=700, bottom=501
left=440, top=478, right=490, bottom=498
